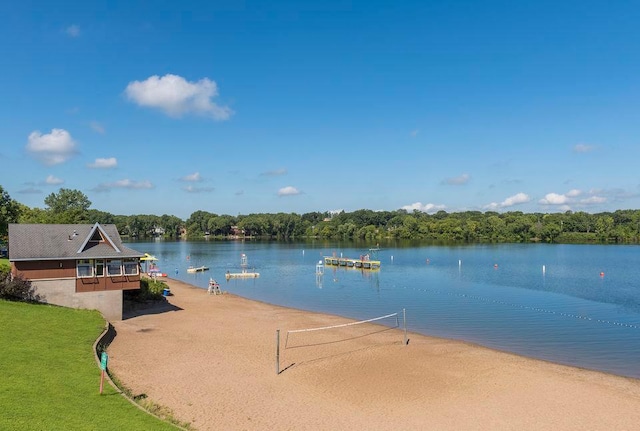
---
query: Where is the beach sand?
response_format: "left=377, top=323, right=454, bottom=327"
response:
left=107, top=278, right=640, bottom=430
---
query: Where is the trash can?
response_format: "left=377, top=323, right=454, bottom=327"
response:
left=162, top=288, right=170, bottom=296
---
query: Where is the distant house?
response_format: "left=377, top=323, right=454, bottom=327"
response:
left=8, top=223, right=144, bottom=321
left=230, top=226, right=245, bottom=237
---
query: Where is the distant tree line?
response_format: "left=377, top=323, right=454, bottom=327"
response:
left=2, top=185, right=640, bottom=244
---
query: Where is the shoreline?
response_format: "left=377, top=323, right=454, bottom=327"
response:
left=108, top=277, right=640, bottom=430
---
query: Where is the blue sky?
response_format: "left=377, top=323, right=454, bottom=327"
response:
left=1, top=1, right=639, bottom=220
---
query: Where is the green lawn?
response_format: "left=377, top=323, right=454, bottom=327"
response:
left=0, top=300, right=181, bottom=430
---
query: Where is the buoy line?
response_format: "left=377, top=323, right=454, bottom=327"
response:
left=401, top=285, right=640, bottom=330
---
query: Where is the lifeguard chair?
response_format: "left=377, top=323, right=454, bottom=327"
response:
left=208, top=278, right=221, bottom=295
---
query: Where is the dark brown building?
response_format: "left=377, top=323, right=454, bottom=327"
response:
left=8, top=223, right=143, bottom=320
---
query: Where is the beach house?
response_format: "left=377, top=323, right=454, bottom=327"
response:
left=7, top=222, right=143, bottom=320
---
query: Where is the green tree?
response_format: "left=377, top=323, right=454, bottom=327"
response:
left=86, top=209, right=115, bottom=225
left=44, top=188, right=91, bottom=213
left=186, top=210, right=215, bottom=237
left=0, top=186, right=20, bottom=238
left=17, top=204, right=50, bottom=224
left=43, top=188, right=91, bottom=223
left=237, top=214, right=270, bottom=237
left=160, top=214, right=184, bottom=238
left=208, top=214, right=235, bottom=236
left=595, top=215, right=615, bottom=242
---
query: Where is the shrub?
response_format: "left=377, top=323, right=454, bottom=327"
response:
left=0, top=274, right=41, bottom=302
left=124, top=277, right=166, bottom=302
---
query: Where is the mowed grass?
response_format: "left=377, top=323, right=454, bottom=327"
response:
left=0, top=300, right=179, bottom=430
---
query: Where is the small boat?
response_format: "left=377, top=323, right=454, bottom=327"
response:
left=187, top=265, right=209, bottom=273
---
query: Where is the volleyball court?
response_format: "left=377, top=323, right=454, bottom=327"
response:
left=277, top=311, right=406, bottom=373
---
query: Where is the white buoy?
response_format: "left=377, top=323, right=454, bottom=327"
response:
left=302, top=249, right=305, bottom=256
left=391, top=255, right=394, bottom=261
left=542, top=265, right=546, bottom=275
left=459, top=259, right=462, bottom=267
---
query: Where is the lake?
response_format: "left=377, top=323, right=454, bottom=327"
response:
left=130, top=240, right=640, bottom=379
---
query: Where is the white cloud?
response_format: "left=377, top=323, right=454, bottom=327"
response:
left=539, top=192, right=568, bottom=205
left=401, top=202, right=446, bottom=213
left=573, top=143, right=595, bottom=153
left=588, top=188, right=637, bottom=203
left=180, top=172, right=203, bottom=182
left=485, top=192, right=531, bottom=210
left=26, top=129, right=78, bottom=165
left=538, top=189, right=609, bottom=208
left=260, top=168, right=287, bottom=177
left=92, top=179, right=153, bottom=192
left=88, top=157, right=117, bottom=169
left=442, top=173, right=470, bottom=185
left=278, top=186, right=301, bottom=196
left=90, top=121, right=105, bottom=134
left=501, top=192, right=531, bottom=206
left=45, top=175, right=64, bottom=185
left=124, top=74, right=233, bottom=120
left=580, top=195, right=607, bottom=204
left=183, top=185, right=214, bottom=193
left=410, top=129, right=419, bottom=137
left=65, top=24, right=80, bottom=37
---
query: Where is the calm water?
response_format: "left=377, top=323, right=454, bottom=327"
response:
left=131, top=240, right=640, bottom=379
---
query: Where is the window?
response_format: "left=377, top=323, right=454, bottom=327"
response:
left=95, top=260, right=104, bottom=277
left=123, top=258, right=138, bottom=276
left=77, top=259, right=93, bottom=278
left=107, top=259, right=122, bottom=276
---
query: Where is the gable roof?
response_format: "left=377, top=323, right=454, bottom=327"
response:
left=8, top=223, right=144, bottom=261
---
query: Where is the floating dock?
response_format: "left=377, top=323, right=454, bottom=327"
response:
left=225, top=253, right=260, bottom=279
left=225, top=271, right=260, bottom=279
left=187, top=265, right=209, bottom=273
left=323, top=256, right=381, bottom=270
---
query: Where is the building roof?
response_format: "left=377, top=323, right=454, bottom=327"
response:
left=8, top=223, right=144, bottom=261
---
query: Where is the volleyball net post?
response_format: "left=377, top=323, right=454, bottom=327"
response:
left=276, top=329, right=280, bottom=375
left=403, top=308, right=407, bottom=345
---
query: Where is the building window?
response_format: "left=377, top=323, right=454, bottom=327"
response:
left=107, top=259, right=122, bottom=276
left=123, top=258, right=138, bottom=276
left=95, top=260, right=104, bottom=277
left=77, top=259, right=93, bottom=278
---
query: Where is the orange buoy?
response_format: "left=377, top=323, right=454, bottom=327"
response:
left=600, top=272, right=605, bottom=277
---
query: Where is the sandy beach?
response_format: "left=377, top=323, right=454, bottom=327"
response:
left=107, top=278, right=640, bottom=430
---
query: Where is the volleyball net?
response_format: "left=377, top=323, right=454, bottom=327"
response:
left=276, top=310, right=407, bottom=374
left=285, top=312, right=399, bottom=348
